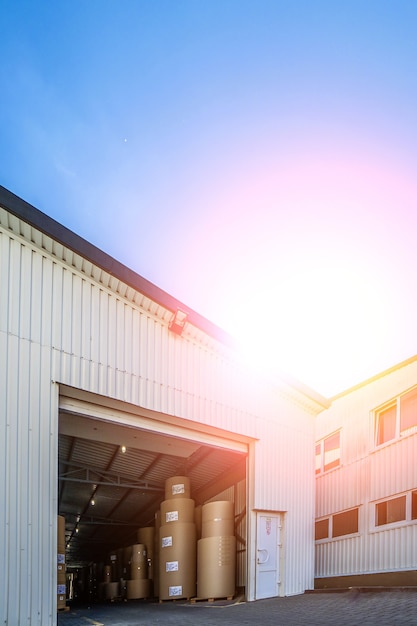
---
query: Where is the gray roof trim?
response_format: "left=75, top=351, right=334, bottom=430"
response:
left=0, top=185, right=235, bottom=346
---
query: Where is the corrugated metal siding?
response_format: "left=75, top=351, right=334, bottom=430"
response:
left=1, top=213, right=325, bottom=622
left=0, top=231, right=58, bottom=625
left=44, top=251, right=261, bottom=438
left=254, top=393, right=316, bottom=594
left=315, top=361, right=417, bottom=579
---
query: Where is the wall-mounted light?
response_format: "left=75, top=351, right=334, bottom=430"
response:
left=169, top=309, right=188, bottom=336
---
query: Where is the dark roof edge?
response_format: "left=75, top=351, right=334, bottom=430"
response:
left=0, top=185, right=236, bottom=347
left=330, top=353, right=417, bottom=401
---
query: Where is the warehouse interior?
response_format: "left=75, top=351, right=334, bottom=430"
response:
left=58, top=388, right=248, bottom=603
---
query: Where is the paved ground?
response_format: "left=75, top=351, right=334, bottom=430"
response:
left=58, top=589, right=417, bottom=626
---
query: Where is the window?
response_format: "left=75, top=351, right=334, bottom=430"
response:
left=316, top=431, right=341, bottom=474
left=324, top=432, right=340, bottom=471
left=375, top=404, right=396, bottom=446
left=315, top=443, right=321, bottom=474
left=315, top=518, right=329, bottom=540
left=375, top=495, right=406, bottom=526
left=412, top=491, right=417, bottom=520
left=333, top=508, right=359, bottom=537
left=374, top=386, right=417, bottom=447
left=315, top=508, right=359, bottom=541
left=400, top=388, right=417, bottom=434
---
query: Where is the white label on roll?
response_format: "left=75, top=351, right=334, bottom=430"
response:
left=166, top=510, right=179, bottom=522
left=161, top=535, right=173, bottom=548
left=169, top=585, right=182, bottom=596
left=172, top=483, right=185, bottom=495
left=166, top=561, right=179, bottom=572
left=57, top=553, right=65, bottom=564
left=57, top=584, right=66, bottom=594
left=110, top=554, right=117, bottom=561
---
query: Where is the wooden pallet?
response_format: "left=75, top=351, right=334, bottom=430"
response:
left=159, top=597, right=191, bottom=603
left=190, top=595, right=234, bottom=604
left=57, top=606, right=70, bottom=613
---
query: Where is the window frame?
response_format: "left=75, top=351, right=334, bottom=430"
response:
left=373, top=386, right=417, bottom=449
left=371, top=490, right=417, bottom=532
left=315, top=430, right=341, bottom=475
left=315, top=506, right=360, bottom=542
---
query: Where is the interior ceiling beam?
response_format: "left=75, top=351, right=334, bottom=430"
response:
left=61, top=512, right=139, bottom=527
left=59, top=461, right=164, bottom=492
left=59, top=475, right=163, bottom=491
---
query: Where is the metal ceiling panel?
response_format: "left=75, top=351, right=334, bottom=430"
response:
left=58, top=410, right=247, bottom=565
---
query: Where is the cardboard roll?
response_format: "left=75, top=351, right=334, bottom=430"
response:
left=165, top=476, right=191, bottom=500
left=194, top=505, right=202, bottom=539
left=126, top=578, right=151, bottom=600
left=57, top=594, right=66, bottom=610
left=130, top=547, right=148, bottom=579
left=123, top=546, right=132, bottom=567
left=201, top=501, right=235, bottom=538
left=97, top=582, right=107, bottom=601
left=57, top=562, right=66, bottom=575
left=57, top=515, right=65, bottom=547
left=202, top=501, right=234, bottom=522
left=137, top=526, right=155, bottom=553
left=202, top=518, right=234, bottom=538
left=159, top=522, right=197, bottom=600
left=155, top=509, right=161, bottom=529
left=103, top=565, right=112, bottom=581
left=159, top=571, right=196, bottom=601
left=131, top=543, right=146, bottom=557
left=130, top=562, right=148, bottom=580
left=57, top=569, right=66, bottom=585
left=159, top=522, right=196, bottom=555
left=197, top=536, right=236, bottom=599
left=104, top=581, right=120, bottom=600
left=161, top=498, right=195, bottom=524
left=57, top=550, right=66, bottom=565
left=57, top=581, right=66, bottom=609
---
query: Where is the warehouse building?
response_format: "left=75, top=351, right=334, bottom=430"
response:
left=0, top=186, right=329, bottom=625
left=315, top=355, right=417, bottom=588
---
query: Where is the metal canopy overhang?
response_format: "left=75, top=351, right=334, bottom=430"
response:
left=58, top=389, right=249, bottom=567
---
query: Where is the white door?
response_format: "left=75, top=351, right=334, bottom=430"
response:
left=255, top=512, right=281, bottom=599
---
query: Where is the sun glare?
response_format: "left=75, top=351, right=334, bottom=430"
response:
left=232, top=257, right=391, bottom=397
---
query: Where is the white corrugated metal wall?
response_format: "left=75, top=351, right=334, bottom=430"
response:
left=252, top=388, right=317, bottom=595
left=0, top=205, right=325, bottom=624
left=315, top=360, right=417, bottom=580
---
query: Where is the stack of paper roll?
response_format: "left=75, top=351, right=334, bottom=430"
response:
left=57, top=516, right=66, bottom=610
left=165, top=475, right=191, bottom=500
left=123, top=545, right=132, bottom=579
left=102, top=559, right=120, bottom=601
left=153, top=510, right=161, bottom=597
left=159, top=476, right=196, bottom=600
left=127, top=543, right=150, bottom=599
left=197, top=501, right=236, bottom=599
left=104, top=581, right=120, bottom=600
left=194, top=504, right=202, bottom=539
left=137, top=526, right=155, bottom=583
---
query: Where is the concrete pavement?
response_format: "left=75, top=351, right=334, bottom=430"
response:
left=58, top=589, right=417, bottom=626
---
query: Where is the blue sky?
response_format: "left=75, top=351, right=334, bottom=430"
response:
left=1, top=1, right=417, bottom=396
